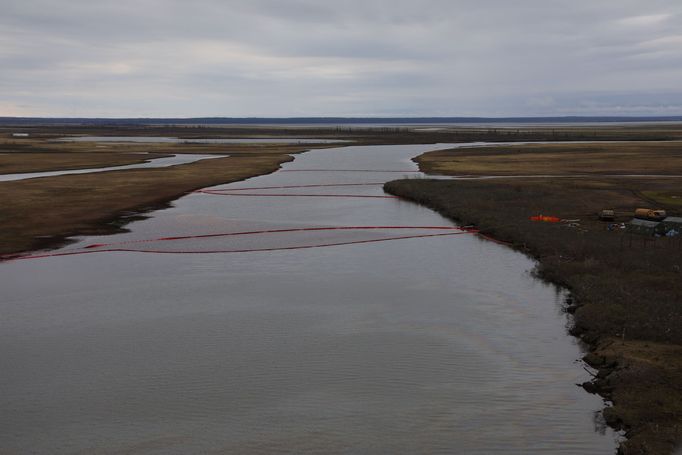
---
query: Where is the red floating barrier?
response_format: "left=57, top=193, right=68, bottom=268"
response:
left=4, top=226, right=480, bottom=262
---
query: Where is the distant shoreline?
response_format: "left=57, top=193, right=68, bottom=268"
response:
left=2, top=115, right=682, bottom=126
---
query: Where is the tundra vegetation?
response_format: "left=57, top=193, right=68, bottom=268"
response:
left=385, top=140, right=682, bottom=455
left=0, top=130, right=340, bottom=255
left=4, top=122, right=680, bottom=256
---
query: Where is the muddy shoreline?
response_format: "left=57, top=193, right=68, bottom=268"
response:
left=384, top=178, right=682, bottom=455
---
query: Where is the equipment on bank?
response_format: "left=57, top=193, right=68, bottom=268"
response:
left=530, top=215, right=561, bottom=223
left=599, top=209, right=615, bottom=221
left=634, top=208, right=667, bottom=221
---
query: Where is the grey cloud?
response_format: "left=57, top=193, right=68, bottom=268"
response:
left=1, top=0, right=682, bottom=116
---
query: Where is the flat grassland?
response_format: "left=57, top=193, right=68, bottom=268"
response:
left=0, top=132, right=339, bottom=255
left=385, top=141, right=682, bottom=455
left=0, top=136, right=329, bottom=173
left=418, top=141, right=682, bottom=177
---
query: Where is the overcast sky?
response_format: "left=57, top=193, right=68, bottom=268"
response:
left=1, top=0, right=682, bottom=117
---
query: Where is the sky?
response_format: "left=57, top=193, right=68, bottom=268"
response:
left=1, top=0, right=682, bottom=118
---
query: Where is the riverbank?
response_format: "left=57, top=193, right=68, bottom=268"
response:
left=384, top=142, right=682, bottom=454
left=417, top=141, right=682, bottom=177
left=0, top=134, right=333, bottom=174
left=0, top=130, right=353, bottom=256
left=0, top=153, right=297, bottom=257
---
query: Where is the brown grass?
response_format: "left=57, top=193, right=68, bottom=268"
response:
left=0, top=133, right=344, bottom=256
left=642, top=190, right=682, bottom=208
left=590, top=338, right=682, bottom=455
left=0, top=154, right=293, bottom=256
left=417, top=142, right=682, bottom=176
left=0, top=136, right=334, bottom=173
left=1, top=130, right=346, bottom=255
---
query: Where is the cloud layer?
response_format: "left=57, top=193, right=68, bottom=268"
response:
left=1, top=0, right=681, bottom=117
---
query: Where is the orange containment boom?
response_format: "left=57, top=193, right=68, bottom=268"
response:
left=530, top=215, right=561, bottom=223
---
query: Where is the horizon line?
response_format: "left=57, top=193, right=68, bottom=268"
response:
left=2, top=115, right=682, bottom=125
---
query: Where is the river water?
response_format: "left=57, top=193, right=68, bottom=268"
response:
left=0, top=143, right=618, bottom=454
left=57, top=136, right=349, bottom=144
left=0, top=154, right=222, bottom=182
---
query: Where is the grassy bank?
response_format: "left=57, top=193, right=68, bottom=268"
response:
left=0, top=135, right=332, bottom=173
left=0, top=154, right=294, bottom=256
left=417, top=142, right=682, bottom=176
left=385, top=142, right=682, bottom=454
left=0, top=130, right=347, bottom=256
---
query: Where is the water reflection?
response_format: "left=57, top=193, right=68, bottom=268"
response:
left=57, top=136, right=350, bottom=144
left=0, top=154, right=222, bottom=182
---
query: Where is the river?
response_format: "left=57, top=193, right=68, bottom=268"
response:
left=57, top=136, right=350, bottom=144
left=0, top=154, right=222, bottom=182
left=0, top=143, right=618, bottom=454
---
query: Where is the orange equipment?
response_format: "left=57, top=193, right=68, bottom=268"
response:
left=530, top=215, right=561, bottom=223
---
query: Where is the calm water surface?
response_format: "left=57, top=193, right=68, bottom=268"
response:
left=0, top=144, right=617, bottom=454
left=0, top=154, right=222, bottom=182
left=58, top=136, right=349, bottom=144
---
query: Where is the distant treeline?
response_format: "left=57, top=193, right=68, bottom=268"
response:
left=2, top=116, right=682, bottom=126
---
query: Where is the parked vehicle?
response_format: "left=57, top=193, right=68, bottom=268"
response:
left=634, top=208, right=667, bottom=221
left=599, top=209, right=615, bottom=221
left=626, top=219, right=665, bottom=236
